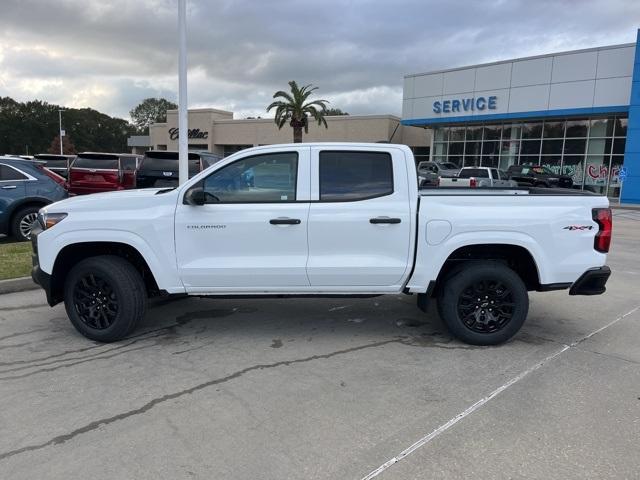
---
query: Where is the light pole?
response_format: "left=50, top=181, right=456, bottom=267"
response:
left=178, top=0, right=188, bottom=185
left=58, top=109, right=64, bottom=155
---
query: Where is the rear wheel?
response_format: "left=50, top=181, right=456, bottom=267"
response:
left=437, top=261, right=528, bottom=345
left=64, top=255, right=147, bottom=342
left=11, top=206, right=41, bottom=241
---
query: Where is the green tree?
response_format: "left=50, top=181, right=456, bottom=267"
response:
left=129, top=98, right=178, bottom=134
left=324, top=108, right=349, bottom=116
left=0, top=96, right=135, bottom=154
left=267, top=81, right=329, bottom=143
left=47, top=135, right=77, bottom=155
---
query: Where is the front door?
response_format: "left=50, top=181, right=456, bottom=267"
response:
left=0, top=163, right=27, bottom=232
left=175, top=147, right=311, bottom=291
left=306, top=147, right=412, bottom=287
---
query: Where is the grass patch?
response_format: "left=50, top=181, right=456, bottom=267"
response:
left=0, top=242, right=32, bottom=280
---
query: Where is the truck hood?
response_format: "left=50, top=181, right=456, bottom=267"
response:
left=43, top=188, right=177, bottom=213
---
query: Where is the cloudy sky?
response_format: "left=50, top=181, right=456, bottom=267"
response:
left=0, top=0, right=638, bottom=120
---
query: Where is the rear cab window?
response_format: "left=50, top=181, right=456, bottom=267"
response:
left=459, top=168, right=489, bottom=178
left=72, top=156, right=119, bottom=170
left=140, top=152, right=201, bottom=173
left=319, top=151, right=393, bottom=201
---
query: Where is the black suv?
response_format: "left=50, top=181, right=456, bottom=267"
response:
left=135, top=151, right=222, bottom=188
left=506, top=165, right=573, bottom=188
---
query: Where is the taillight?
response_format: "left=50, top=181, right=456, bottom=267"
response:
left=592, top=208, right=612, bottom=253
left=470, top=177, right=477, bottom=188
left=435, top=177, right=440, bottom=187
left=37, top=165, right=66, bottom=187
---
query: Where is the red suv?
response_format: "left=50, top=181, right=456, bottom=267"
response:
left=68, top=153, right=140, bottom=195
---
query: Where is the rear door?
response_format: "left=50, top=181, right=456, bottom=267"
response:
left=306, top=147, right=412, bottom=287
left=175, top=147, right=311, bottom=290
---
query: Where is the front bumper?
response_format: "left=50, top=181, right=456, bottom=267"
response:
left=569, top=266, right=611, bottom=296
left=30, top=225, right=55, bottom=306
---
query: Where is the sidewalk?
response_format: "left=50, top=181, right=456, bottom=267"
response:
left=611, top=203, right=640, bottom=211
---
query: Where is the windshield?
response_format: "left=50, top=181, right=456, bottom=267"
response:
left=438, top=162, right=459, bottom=170
left=531, top=166, right=554, bottom=175
left=459, top=168, right=489, bottom=178
left=139, top=157, right=200, bottom=173
left=72, top=157, right=118, bottom=169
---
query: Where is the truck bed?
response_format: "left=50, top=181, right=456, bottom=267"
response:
left=419, top=186, right=600, bottom=196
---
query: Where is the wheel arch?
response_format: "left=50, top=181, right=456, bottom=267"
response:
left=7, top=198, right=50, bottom=231
left=49, top=241, right=161, bottom=305
left=432, top=243, right=542, bottom=295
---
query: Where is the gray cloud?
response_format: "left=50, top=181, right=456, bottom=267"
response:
left=0, top=0, right=638, bottom=119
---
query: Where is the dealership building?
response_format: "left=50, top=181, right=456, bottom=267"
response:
left=402, top=30, right=640, bottom=203
left=138, top=108, right=429, bottom=161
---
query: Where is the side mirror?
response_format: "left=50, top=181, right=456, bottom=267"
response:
left=184, top=186, right=206, bottom=205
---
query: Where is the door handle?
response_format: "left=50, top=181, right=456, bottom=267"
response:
left=370, top=217, right=401, bottom=224
left=269, top=218, right=301, bottom=225
left=1, top=185, right=17, bottom=190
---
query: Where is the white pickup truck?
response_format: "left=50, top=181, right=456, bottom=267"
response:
left=437, top=167, right=518, bottom=188
left=31, top=143, right=612, bottom=345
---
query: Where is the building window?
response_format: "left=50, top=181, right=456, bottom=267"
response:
left=222, top=145, right=253, bottom=157
left=411, top=146, right=430, bottom=164
left=188, top=144, right=209, bottom=151
left=430, top=114, right=627, bottom=196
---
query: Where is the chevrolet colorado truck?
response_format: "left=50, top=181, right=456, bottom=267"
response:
left=30, top=143, right=612, bottom=345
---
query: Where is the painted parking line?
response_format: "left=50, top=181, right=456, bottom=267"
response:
left=360, top=304, right=640, bottom=480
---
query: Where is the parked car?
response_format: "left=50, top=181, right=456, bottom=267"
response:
left=437, top=167, right=518, bottom=188
left=506, top=165, right=573, bottom=188
left=33, top=154, right=75, bottom=179
left=417, top=161, right=459, bottom=185
left=136, top=151, right=222, bottom=188
left=32, top=143, right=611, bottom=346
left=0, top=157, right=67, bottom=241
left=67, top=153, right=141, bottom=195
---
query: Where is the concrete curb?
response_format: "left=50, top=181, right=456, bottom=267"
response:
left=0, top=276, right=38, bottom=295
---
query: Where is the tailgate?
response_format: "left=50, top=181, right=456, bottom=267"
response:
left=69, top=168, right=120, bottom=192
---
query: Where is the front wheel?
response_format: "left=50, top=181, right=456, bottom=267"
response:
left=64, top=256, right=147, bottom=342
left=11, top=206, right=41, bottom=241
left=437, top=261, right=529, bottom=345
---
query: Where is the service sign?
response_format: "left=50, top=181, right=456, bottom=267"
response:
left=433, top=96, right=498, bottom=114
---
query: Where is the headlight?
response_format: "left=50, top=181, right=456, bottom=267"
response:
left=38, top=211, right=68, bottom=230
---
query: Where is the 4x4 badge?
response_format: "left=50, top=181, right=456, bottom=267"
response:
left=563, top=225, right=593, bottom=231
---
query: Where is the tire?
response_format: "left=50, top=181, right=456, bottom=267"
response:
left=64, top=255, right=147, bottom=342
left=11, top=206, right=41, bottom=241
left=437, top=261, right=528, bottom=345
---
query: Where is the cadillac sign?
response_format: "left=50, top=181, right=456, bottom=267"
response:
left=168, top=128, right=209, bottom=140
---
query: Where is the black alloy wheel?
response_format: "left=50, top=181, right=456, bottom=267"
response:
left=456, top=279, right=514, bottom=334
left=64, top=255, right=147, bottom=342
left=437, top=261, right=529, bottom=345
left=72, top=274, right=119, bottom=329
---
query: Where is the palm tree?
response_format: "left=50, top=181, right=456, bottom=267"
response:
left=267, top=81, right=329, bottom=143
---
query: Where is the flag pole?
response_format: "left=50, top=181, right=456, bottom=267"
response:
left=178, top=0, right=188, bottom=185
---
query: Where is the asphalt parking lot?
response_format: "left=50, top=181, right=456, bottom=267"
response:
left=0, top=211, right=639, bottom=479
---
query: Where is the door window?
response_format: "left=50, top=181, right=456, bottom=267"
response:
left=0, top=165, right=28, bottom=181
left=202, top=152, right=298, bottom=203
left=319, top=151, right=393, bottom=201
